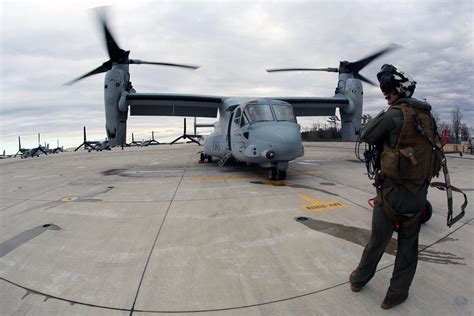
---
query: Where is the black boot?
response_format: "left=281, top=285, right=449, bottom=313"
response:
left=381, top=294, right=408, bottom=309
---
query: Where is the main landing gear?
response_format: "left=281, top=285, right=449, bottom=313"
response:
left=268, top=167, right=286, bottom=180
left=199, top=152, right=212, bottom=163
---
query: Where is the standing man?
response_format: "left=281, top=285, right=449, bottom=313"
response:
left=350, top=64, right=440, bottom=309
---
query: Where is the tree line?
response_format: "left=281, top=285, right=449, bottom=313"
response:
left=434, top=108, right=470, bottom=144
left=301, top=107, right=470, bottom=142
left=301, top=116, right=341, bottom=141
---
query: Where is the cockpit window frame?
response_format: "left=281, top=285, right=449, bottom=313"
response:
left=239, top=102, right=297, bottom=127
left=272, top=103, right=297, bottom=122
left=242, top=103, right=274, bottom=125
left=233, top=107, right=242, bottom=125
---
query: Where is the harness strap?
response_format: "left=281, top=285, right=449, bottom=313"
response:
left=411, top=112, right=467, bottom=227
left=375, top=187, right=421, bottom=230
left=375, top=187, right=400, bottom=230
left=430, top=151, right=467, bottom=227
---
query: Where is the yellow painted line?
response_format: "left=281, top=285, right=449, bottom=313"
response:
left=61, top=196, right=78, bottom=202
left=192, top=175, right=257, bottom=181
left=301, top=171, right=322, bottom=175
left=256, top=180, right=288, bottom=186
left=297, top=193, right=345, bottom=212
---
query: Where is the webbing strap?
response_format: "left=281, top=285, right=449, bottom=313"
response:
left=430, top=153, right=468, bottom=227
left=411, top=110, right=467, bottom=227
left=375, top=188, right=399, bottom=230
left=375, top=187, right=421, bottom=230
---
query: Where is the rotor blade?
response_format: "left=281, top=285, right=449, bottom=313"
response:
left=355, top=73, right=376, bottom=86
left=129, top=59, right=200, bottom=69
left=65, top=60, right=113, bottom=85
left=96, top=10, right=126, bottom=61
left=348, top=43, right=401, bottom=73
left=266, top=67, right=339, bottom=73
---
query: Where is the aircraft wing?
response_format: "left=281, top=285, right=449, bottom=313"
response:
left=127, top=93, right=223, bottom=118
left=271, top=96, right=349, bottom=116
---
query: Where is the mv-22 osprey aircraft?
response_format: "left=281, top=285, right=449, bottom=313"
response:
left=68, top=11, right=398, bottom=180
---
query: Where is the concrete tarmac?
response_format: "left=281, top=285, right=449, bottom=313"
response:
left=1, top=142, right=472, bottom=315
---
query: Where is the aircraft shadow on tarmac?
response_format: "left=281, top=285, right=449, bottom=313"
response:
left=0, top=224, right=60, bottom=258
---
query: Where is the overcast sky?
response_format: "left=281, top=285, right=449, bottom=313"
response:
left=1, top=0, right=473, bottom=154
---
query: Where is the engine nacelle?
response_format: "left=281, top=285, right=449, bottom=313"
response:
left=104, top=69, right=128, bottom=146
left=339, top=78, right=363, bottom=141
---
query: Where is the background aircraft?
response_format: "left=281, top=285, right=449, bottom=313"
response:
left=75, top=126, right=111, bottom=152
left=14, top=135, right=48, bottom=159
left=68, top=9, right=397, bottom=179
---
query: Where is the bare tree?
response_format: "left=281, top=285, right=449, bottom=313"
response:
left=439, top=121, right=450, bottom=133
left=451, top=107, right=463, bottom=144
left=461, top=123, right=470, bottom=141
left=327, top=115, right=340, bottom=129
left=432, top=110, right=441, bottom=127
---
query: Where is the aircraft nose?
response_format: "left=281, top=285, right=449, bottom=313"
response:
left=276, top=127, right=301, bottom=143
left=253, top=123, right=301, bottom=144
left=241, top=122, right=304, bottom=160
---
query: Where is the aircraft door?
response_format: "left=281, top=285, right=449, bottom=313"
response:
left=230, top=107, right=247, bottom=153
left=226, top=111, right=234, bottom=150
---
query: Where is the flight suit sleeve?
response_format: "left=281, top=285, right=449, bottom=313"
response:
left=361, top=107, right=403, bottom=147
left=361, top=111, right=393, bottom=145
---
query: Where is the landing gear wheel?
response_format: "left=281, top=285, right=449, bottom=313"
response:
left=420, top=200, right=433, bottom=224
left=277, top=170, right=287, bottom=180
left=200, top=152, right=205, bottom=163
left=207, top=155, right=212, bottom=163
left=269, top=167, right=278, bottom=180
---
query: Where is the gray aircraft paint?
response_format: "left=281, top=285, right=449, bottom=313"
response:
left=104, top=64, right=130, bottom=147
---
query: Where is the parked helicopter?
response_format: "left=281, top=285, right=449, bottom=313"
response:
left=67, top=9, right=398, bottom=180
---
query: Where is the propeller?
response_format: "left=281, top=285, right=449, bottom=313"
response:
left=266, top=67, right=339, bottom=73
left=266, top=44, right=401, bottom=86
left=66, top=9, right=200, bottom=85
left=129, top=59, right=199, bottom=69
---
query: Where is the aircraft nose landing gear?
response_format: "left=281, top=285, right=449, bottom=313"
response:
left=269, top=167, right=286, bottom=180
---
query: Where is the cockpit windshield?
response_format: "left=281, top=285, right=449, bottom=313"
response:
left=241, top=102, right=296, bottom=126
left=272, top=103, right=296, bottom=122
left=243, top=104, right=274, bottom=123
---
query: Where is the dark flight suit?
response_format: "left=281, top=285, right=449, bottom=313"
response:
left=351, top=97, right=433, bottom=301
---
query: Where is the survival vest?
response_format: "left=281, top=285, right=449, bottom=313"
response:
left=380, top=102, right=442, bottom=192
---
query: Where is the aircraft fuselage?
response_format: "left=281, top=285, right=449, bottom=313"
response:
left=203, top=98, right=304, bottom=178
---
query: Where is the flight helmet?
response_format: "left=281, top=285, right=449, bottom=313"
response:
left=377, top=64, right=416, bottom=98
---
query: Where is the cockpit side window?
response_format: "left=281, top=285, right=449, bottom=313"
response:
left=272, top=104, right=296, bottom=122
left=233, top=108, right=242, bottom=126
left=242, top=104, right=274, bottom=125
left=241, top=112, right=249, bottom=127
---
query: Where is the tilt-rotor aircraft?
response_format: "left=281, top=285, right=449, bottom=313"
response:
left=14, top=135, right=48, bottom=159
left=68, top=11, right=398, bottom=180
